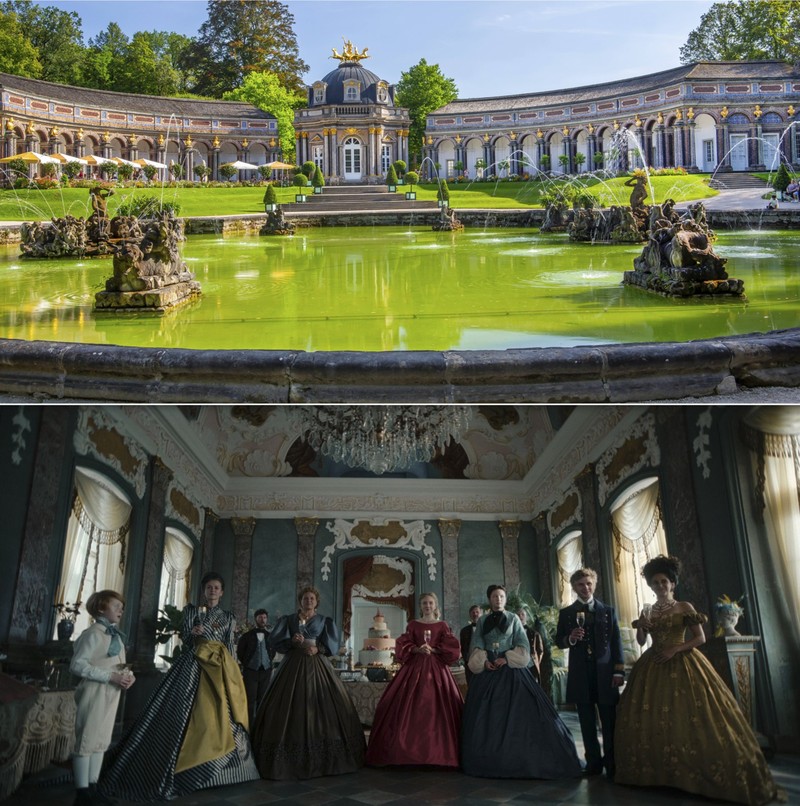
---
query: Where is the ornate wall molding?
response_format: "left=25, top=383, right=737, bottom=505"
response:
left=73, top=408, right=148, bottom=499
left=321, top=519, right=436, bottom=582
left=10, top=407, right=32, bottom=466
left=596, top=412, right=660, bottom=507
left=547, top=485, right=582, bottom=543
left=351, top=555, right=414, bottom=598
left=166, top=477, right=204, bottom=538
left=694, top=407, right=714, bottom=480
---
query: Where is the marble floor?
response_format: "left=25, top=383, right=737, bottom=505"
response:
left=7, top=714, right=798, bottom=806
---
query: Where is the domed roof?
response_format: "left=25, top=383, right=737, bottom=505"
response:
left=314, top=60, right=393, bottom=106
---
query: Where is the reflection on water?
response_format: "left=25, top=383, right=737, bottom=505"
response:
left=0, top=227, right=798, bottom=352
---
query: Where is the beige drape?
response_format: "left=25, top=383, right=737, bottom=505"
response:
left=556, top=531, right=583, bottom=607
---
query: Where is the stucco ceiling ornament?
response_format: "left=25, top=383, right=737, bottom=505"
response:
left=351, top=555, right=414, bottom=598
left=596, top=413, right=660, bottom=507
left=321, top=518, right=435, bottom=581
left=547, top=485, right=582, bottom=543
left=73, top=407, right=148, bottom=499
left=694, top=408, right=714, bottom=480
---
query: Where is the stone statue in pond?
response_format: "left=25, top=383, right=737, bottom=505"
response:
left=624, top=201, right=744, bottom=298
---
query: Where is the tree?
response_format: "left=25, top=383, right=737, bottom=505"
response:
left=395, top=59, right=458, bottom=164
left=82, top=22, right=129, bottom=90
left=224, top=71, right=305, bottom=162
left=0, top=9, right=42, bottom=77
left=1, top=1, right=84, bottom=84
left=219, top=163, right=237, bottom=181
left=312, top=165, right=325, bottom=189
left=773, top=162, right=792, bottom=192
left=184, top=0, right=308, bottom=97
left=679, top=0, right=800, bottom=63
left=386, top=164, right=399, bottom=187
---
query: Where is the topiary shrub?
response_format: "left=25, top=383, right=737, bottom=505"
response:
left=405, top=170, right=419, bottom=188
left=437, top=179, right=450, bottom=203
left=393, top=159, right=406, bottom=178
left=293, top=172, right=309, bottom=188
left=219, top=164, right=237, bottom=182
left=301, top=161, right=316, bottom=178
left=258, top=164, right=273, bottom=182
left=312, top=165, right=325, bottom=189
left=773, top=162, right=792, bottom=193
left=386, top=164, right=398, bottom=186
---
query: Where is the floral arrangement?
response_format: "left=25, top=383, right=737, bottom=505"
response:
left=53, top=601, right=81, bottom=621
left=713, top=594, right=745, bottom=637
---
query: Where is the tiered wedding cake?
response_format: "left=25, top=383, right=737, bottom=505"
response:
left=358, top=609, right=396, bottom=667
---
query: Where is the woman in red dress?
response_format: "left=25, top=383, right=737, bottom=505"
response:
left=366, top=592, right=463, bottom=767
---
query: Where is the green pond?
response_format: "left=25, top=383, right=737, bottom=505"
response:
left=1, top=226, right=798, bottom=352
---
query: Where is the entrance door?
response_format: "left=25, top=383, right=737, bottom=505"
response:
left=762, top=133, right=780, bottom=171
left=343, top=137, right=362, bottom=182
left=729, top=134, right=748, bottom=171
left=702, top=139, right=716, bottom=172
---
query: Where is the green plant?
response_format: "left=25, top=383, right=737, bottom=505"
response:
left=773, top=162, right=792, bottom=192
left=405, top=170, right=419, bottom=188
left=386, top=164, right=398, bottom=186
left=194, top=164, right=211, bottom=182
left=574, top=152, right=586, bottom=170
left=219, top=163, right=237, bottom=182
left=141, top=164, right=158, bottom=181
left=393, top=159, right=407, bottom=178
left=263, top=182, right=278, bottom=206
left=115, top=196, right=181, bottom=218
left=454, top=160, right=464, bottom=175
left=593, top=152, right=605, bottom=167
left=312, top=165, right=325, bottom=189
left=257, top=164, right=273, bottom=182
left=558, top=154, right=570, bottom=171
left=153, top=604, right=186, bottom=665
left=61, top=162, right=83, bottom=181
left=301, top=160, right=316, bottom=179
left=293, top=172, right=308, bottom=188
left=437, top=178, right=450, bottom=203
left=169, top=162, right=184, bottom=180
left=498, top=158, right=510, bottom=177
left=539, top=154, right=551, bottom=171
left=117, top=163, right=135, bottom=181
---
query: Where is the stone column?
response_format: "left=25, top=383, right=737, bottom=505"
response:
left=717, top=123, right=731, bottom=170
left=230, top=517, right=255, bottom=623
left=438, top=519, right=462, bottom=628
left=127, top=135, right=138, bottom=162
left=498, top=520, right=521, bottom=590
left=673, top=122, right=685, bottom=168
left=295, top=517, right=319, bottom=595
left=10, top=409, right=72, bottom=644
left=131, top=457, right=172, bottom=667
left=561, top=134, right=572, bottom=173
left=687, top=118, right=698, bottom=170
left=200, top=508, right=218, bottom=578
left=587, top=134, right=597, bottom=171
left=5, top=129, right=17, bottom=159
left=531, top=515, right=552, bottom=603
left=755, top=121, right=765, bottom=169
left=211, top=142, right=220, bottom=182
left=655, top=124, right=666, bottom=169
left=575, top=467, right=604, bottom=597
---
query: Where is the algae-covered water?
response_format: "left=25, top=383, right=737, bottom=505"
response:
left=1, top=227, right=797, bottom=352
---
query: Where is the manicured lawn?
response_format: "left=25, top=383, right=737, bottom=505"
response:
left=0, top=174, right=717, bottom=221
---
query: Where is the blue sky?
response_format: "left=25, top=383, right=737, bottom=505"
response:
left=41, top=0, right=716, bottom=97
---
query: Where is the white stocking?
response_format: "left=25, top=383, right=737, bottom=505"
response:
left=72, top=754, right=90, bottom=789
left=89, top=751, right=105, bottom=784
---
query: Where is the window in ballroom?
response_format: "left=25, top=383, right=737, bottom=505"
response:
left=53, top=466, right=131, bottom=640
left=155, top=527, right=195, bottom=665
left=555, top=531, right=583, bottom=608
left=741, top=407, right=800, bottom=651
left=609, top=476, right=668, bottom=634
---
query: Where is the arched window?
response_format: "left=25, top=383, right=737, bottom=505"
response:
left=156, top=527, right=194, bottom=663
left=610, top=477, right=668, bottom=630
left=344, top=81, right=360, bottom=102
left=555, top=531, right=583, bottom=608
left=54, top=467, right=131, bottom=639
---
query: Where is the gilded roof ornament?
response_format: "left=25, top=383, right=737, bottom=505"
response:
left=754, top=104, right=762, bottom=119
left=720, top=106, right=728, bottom=119
left=789, top=104, right=796, bottom=118
left=331, top=39, right=370, bottom=63
left=675, top=109, right=683, bottom=120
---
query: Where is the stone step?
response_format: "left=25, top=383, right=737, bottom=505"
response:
left=287, top=199, right=438, bottom=212
left=708, top=173, right=771, bottom=190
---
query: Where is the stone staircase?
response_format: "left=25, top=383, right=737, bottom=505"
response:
left=708, top=173, right=771, bottom=191
left=285, top=183, right=439, bottom=213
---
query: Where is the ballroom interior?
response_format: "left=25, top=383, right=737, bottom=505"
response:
left=1, top=403, right=799, bottom=805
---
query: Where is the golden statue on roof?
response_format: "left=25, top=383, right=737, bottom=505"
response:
left=331, top=39, right=370, bottom=63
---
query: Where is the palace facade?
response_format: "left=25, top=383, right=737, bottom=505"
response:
left=424, top=61, right=800, bottom=178
left=0, top=72, right=280, bottom=181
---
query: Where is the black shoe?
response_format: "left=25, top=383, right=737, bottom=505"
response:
left=89, top=784, right=117, bottom=806
left=605, top=766, right=616, bottom=781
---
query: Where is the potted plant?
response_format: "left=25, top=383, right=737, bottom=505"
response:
left=263, top=182, right=278, bottom=212
left=593, top=151, right=605, bottom=170
left=474, top=158, right=486, bottom=179
left=153, top=604, right=187, bottom=665
left=393, top=159, right=406, bottom=184
left=772, top=162, right=791, bottom=201
left=312, top=165, right=325, bottom=194
left=539, top=154, right=551, bottom=173
left=301, top=160, right=316, bottom=180
left=558, top=154, right=571, bottom=173
left=437, top=178, right=450, bottom=208
left=386, top=163, right=398, bottom=192
left=257, top=164, right=273, bottom=182
left=293, top=172, right=309, bottom=202
left=219, top=163, right=237, bottom=182
left=404, top=170, right=419, bottom=200
left=574, top=152, right=586, bottom=172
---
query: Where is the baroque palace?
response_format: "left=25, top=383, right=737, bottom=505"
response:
left=2, top=54, right=799, bottom=182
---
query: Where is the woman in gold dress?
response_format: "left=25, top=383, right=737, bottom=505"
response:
left=615, top=555, right=781, bottom=805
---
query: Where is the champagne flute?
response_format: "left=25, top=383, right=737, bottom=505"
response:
left=423, top=629, right=432, bottom=646
left=642, top=603, right=653, bottom=620
left=194, top=605, right=207, bottom=627
left=489, top=640, right=500, bottom=662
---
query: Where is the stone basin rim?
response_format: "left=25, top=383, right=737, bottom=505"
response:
left=0, top=327, right=798, bottom=403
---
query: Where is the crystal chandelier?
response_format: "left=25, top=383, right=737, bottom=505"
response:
left=292, top=406, right=473, bottom=475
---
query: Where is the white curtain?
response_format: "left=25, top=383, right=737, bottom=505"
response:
left=743, top=406, right=800, bottom=649
left=156, top=528, right=194, bottom=664
left=54, top=467, right=131, bottom=639
left=556, top=531, right=583, bottom=607
left=611, top=477, right=668, bottom=633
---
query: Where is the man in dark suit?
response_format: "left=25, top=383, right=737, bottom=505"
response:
left=556, top=568, right=624, bottom=779
left=459, top=604, right=481, bottom=685
left=236, top=608, right=274, bottom=722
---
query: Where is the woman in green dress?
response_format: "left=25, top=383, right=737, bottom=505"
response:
left=615, top=555, right=781, bottom=805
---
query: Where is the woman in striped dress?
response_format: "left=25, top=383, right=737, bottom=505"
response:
left=99, top=572, right=259, bottom=801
